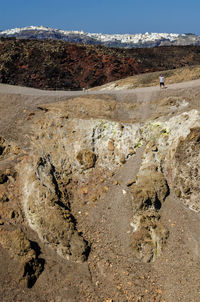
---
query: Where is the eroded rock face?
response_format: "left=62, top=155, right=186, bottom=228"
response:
left=1, top=92, right=200, bottom=297
left=18, top=108, right=142, bottom=263
left=18, top=103, right=200, bottom=266
left=131, top=169, right=169, bottom=212
left=0, top=170, right=8, bottom=184
left=22, top=155, right=88, bottom=262
left=0, top=228, right=44, bottom=288
left=0, top=136, right=20, bottom=158
left=130, top=211, right=168, bottom=263
left=174, top=127, right=200, bottom=212
left=0, top=137, right=6, bottom=156
left=130, top=165, right=169, bottom=262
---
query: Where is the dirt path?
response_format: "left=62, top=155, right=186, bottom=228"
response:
left=1, top=77, right=200, bottom=97
left=1, top=78, right=200, bottom=141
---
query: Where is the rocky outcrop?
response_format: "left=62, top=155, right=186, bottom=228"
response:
left=173, top=127, right=200, bottom=212
left=19, top=100, right=199, bottom=265
left=1, top=38, right=200, bottom=89
left=0, top=136, right=20, bottom=158
left=130, top=167, right=169, bottom=262
left=139, top=110, right=200, bottom=211
left=0, top=228, right=44, bottom=288
left=18, top=106, right=142, bottom=263
left=76, top=149, right=97, bottom=170
left=21, top=155, right=88, bottom=262
left=124, top=108, right=200, bottom=262
left=1, top=98, right=199, bottom=269
left=1, top=88, right=200, bottom=300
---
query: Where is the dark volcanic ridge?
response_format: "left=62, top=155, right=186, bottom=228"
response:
left=1, top=38, right=200, bottom=90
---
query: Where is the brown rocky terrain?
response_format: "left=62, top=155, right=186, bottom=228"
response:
left=1, top=38, right=200, bottom=90
left=0, top=77, right=200, bottom=302
left=92, top=65, right=200, bottom=91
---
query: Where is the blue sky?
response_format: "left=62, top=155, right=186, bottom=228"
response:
left=1, top=0, right=200, bottom=34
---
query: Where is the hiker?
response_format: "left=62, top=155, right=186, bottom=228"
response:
left=159, top=75, right=165, bottom=88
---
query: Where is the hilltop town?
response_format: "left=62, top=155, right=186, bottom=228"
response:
left=1, top=25, right=200, bottom=47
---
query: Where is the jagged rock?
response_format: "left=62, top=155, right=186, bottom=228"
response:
left=0, top=137, right=6, bottom=156
left=0, top=137, right=9, bottom=157
left=131, top=169, right=169, bottom=212
left=0, top=136, right=20, bottom=159
left=130, top=211, right=169, bottom=263
left=173, top=127, right=200, bottom=212
left=76, top=149, right=96, bottom=170
left=0, top=171, right=8, bottom=184
left=21, top=155, right=88, bottom=262
left=0, top=228, right=44, bottom=288
left=129, top=168, right=169, bottom=262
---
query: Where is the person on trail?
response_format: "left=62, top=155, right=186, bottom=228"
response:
left=159, top=75, right=165, bottom=88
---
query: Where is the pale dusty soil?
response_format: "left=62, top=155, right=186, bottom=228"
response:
left=0, top=80, right=200, bottom=302
left=1, top=79, right=200, bottom=141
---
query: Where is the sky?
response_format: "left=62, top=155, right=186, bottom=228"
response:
left=0, top=0, right=200, bottom=35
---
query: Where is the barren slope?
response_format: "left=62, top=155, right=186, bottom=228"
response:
left=92, top=65, right=200, bottom=91
left=0, top=80, right=200, bottom=302
left=1, top=38, right=200, bottom=90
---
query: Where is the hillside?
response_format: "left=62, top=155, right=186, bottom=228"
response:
left=0, top=79, right=200, bottom=301
left=1, top=26, right=200, bottom=48
left=93, top=65, right=200, bottom=90
left=1, top=38, right=200, bottom=90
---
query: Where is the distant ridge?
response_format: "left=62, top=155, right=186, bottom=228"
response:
left=1, top=26, right=200, bottom=48
left=1, top=37, right=200, bottom=90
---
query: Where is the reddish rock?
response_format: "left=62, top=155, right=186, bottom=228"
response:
left=1, top=38, right=200, bottom=90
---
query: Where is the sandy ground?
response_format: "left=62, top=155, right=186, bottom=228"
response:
left=1, top=80, right=200, bottom=302
left=1, top=77, right=200, bottom=97
left=1, top=79, right=200, bottom=137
